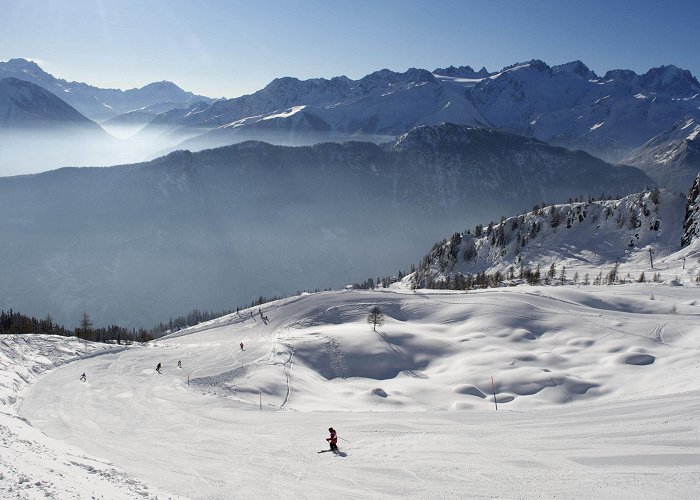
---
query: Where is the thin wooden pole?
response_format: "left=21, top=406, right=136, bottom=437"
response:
left=491, top=376, right=498, bottom=411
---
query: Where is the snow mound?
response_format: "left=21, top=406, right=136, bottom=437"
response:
left=10, top=287, right=700, bottom=498
left=125, top=287, right=700, bottom=412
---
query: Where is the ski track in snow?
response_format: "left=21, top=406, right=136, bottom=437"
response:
left=0, top=336, right=179, bottom=499
left=4, top=284, right=700, bottom=498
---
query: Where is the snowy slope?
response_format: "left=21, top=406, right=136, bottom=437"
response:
left=0, top=77, right=103, bottom=130
left=0, top=335, right=179, bottom=499
left=13, top=285, right=700, bottom=498
left=623, top=117, right=700, bottom=193
left=411, top=188, right=695, bottom=288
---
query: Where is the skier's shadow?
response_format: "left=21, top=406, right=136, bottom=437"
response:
left=335, top=451, right=348, bottom=457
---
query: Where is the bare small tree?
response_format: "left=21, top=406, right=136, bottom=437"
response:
left=367, top=305, right=385, bottom=332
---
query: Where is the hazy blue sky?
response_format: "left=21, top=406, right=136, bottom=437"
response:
left=1, top=0, right=698, bottom=98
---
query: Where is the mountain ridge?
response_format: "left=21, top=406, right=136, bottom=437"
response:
left=3, top=57, right=700, bottom=178
left=0, top=123, right=652, bottom=325
left=409, top=186, right=695, bottom=290
left=622, top=117, right=700, bottom=193
left=0, top=58, right=214, bottom=121
left=138, top=58, right=700, bottom=164
left=0, top=77, right=102, bottom=129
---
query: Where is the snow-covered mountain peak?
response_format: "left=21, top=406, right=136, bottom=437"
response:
left=0, top=77, right=98, bottom=127
left=3, top=57, right=44, bottom=72
left=552, top=60, right=598, bottom=80
left=432, top=65, right=491, bottom=79
left=358, top=67, right=436, bottom=88
left=601, top=68, right=638, bottom=83
left=598, top=65, right=700, bottom=98
left=138, top=80, right=183, bottom=92
left=264, top=75, right=310, bottom=91
left=0, top=58, right=214, bottom=122
left=262, top=75, right=352, bottom=99
left=498, top=59, right=551, bottom=75
left=639, top=64, right=700, bottom=98
left=0, top=59, right=56, bottom=89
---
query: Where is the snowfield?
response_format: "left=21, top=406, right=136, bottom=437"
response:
left=4, top=282, right=700, bottom=498
left=0, top=335, right=179, bottom=499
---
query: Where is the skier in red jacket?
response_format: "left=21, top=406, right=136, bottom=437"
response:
left=326, top=427, right=338, bottom=452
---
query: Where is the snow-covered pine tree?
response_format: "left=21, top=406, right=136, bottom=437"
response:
left=681, top=172, right=700, bottom=247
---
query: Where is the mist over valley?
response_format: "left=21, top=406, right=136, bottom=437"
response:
left=2, top=57, right=698, bottom=326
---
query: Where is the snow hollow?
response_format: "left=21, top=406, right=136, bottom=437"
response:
left=8, top=282, right=700, bottom=498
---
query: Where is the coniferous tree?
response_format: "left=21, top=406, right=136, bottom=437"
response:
left=78, top=311, right=94, bottom=341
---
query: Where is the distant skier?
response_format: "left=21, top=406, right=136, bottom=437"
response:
left=240, top=342, right=244, bottom=350
left=156, top=362, right=162, bottom=374
left=80, top=373, right=86, bottom=382
left=326, top=427, right=338, bottom=453
left=177, top=360, right=182, bottom=368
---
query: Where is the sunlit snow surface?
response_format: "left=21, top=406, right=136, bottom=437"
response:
left=0, top=336, right=180, bottom=499
left=5, top=283, right=700, bottom=498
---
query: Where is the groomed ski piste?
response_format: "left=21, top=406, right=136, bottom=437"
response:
left=3, top=271, right=700, bottom=498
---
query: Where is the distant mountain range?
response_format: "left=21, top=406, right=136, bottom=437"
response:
left=0, top=58, right=213, bottom=121
left=0, top=59, right=216, bottom=173
left=0, top=77, right=119, bottom=173
left=0, top=123, right=651, bottom=326
left=0, top=76, right=102, bottom=129
left=1, top=57, right=699, bottom=326
left=2, top=57, right=698, bottom=187
left=141, top=59, right=700, bottom=166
